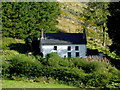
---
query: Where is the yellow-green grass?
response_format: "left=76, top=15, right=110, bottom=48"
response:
left=56, top=17, right=81, bottom=33
left=59, top=2, right=87, bottom=13
left=2, top=80, right=78, bottom=88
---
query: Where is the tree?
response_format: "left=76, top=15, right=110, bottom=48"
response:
left=85, top=2, right=110, bottom=47
left=2, top=2, right=60, bottom=39
left=107, top=2, right=120, bottom=56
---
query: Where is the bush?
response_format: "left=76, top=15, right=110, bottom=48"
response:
left=86, top=72, right=112, bottom=87
left=9, top=54, right=42, bottom=77
left=45, top=52, right=62, bottom=66
left=59, top=58, right=74, bottom=67
left=2, top=52, right=120, bottom=88
left=59, top=58, right=70, bottom=67
left=45, top=66, right=86, bottom=86
left=72, top=57, right=108, bottom=73
left=35, top=54, right=43, bottom=62
left=2, top=58, right=11, bottom=78
left=88, top=61, right=105, bottom=73
left=108, top=67, right=120, bottom=81
left=105, top=82, right=120, bottom=88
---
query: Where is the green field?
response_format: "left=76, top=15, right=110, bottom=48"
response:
left=2, top=80, right=78, bottom=88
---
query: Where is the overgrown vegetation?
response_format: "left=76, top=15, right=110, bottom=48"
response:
left=2, top=50, right=120, bottom=88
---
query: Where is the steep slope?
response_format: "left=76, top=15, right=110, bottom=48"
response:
left=56, top=2, right=119, bottom=59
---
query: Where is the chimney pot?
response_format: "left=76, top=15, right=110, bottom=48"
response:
left=41, top=28, right=44, bottom=39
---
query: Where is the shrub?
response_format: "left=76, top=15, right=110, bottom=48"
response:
left=59, top=58, right=69, bottom=67
left=108, top=67, right=120, bottom=81
left=105, top=82, right=120, bottom=88
left=45, top=52, right=62, bottom=66
left=59, top=58, right=75, bottom=67
left=72, top=57, right=109, bottom=73
left=9, top=54, right=42, bottom=77
left=35, top=54, right=43, bottom=62
left=46, top=66, right=86, bottom=86
left=86, top=72, right=112, bottom=87
left=2, top=52, right=120, bottom=88
left=88, top=61, right=105, bottom=73
left=73, top=58, right=95, bottom=73
left=2, top=58, right=11, bottom=78
left=73, top=57, right=89, bottom=68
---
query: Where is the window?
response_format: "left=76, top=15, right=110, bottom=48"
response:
left=68, top=52, right=71, bottom=57
left=76, top=52, right=79, bottom=57
left=68, top=46, right=71, bottom=51
left=75, top=46, right=79, bottom=51
left=54, top=46, right=57, bottom=50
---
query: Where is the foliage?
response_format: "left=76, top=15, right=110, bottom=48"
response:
left=107, top=2, right=120, bottom=56
left=86, top=72, right=112, bottom=87
left=59, top=57, right=74, bottom=67
left=2, top=52, right=120, bottom=88
left=6, top=54, right=42, bottom=77
left=45, top=52, right=62, bottom=66
left=2, top=2, right=60, bottom=39
left=72, top=57, right=108, bottom=73
left=108, top=67, right=120, bottom=81
left=85, top=2, right=110, bottom=26
left=105, top=82, right=120, bottom=88
left=2, top=58, right=11, bottom=78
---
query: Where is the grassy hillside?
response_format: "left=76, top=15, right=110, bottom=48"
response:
left=57, top=2, right=119, bottom=59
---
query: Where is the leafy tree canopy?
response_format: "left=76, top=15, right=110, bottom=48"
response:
left=2, top=2, right=60, bottom=39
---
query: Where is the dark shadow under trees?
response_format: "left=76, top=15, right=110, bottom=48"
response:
left=9, top=43, right=28, bottom=54
left=9, top=40, right=40, bottom=55
left=107, top=2, right=120, bottom=57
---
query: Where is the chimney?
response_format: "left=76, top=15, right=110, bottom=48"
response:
left=41, top=28, right=44, bottom=39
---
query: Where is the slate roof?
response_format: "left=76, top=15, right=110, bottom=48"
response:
left=40, top=33, right=87, bottom=45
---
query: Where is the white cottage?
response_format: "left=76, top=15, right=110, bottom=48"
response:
left=39, top=30, right=87, bottom=58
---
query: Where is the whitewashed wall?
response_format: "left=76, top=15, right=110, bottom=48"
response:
left=41, top=44, right=87, bottom=58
